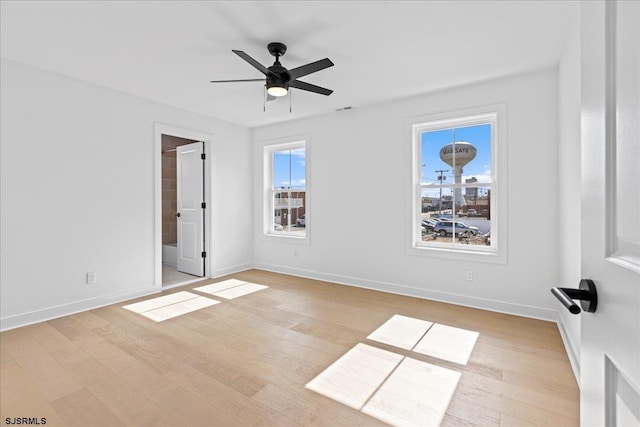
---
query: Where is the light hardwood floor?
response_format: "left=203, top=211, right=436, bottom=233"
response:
left=0, top=270, right=579, bottom=426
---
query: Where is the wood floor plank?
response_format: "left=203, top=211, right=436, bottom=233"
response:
left=0, top=269, right=579, bottom=427
left=458, top=371, right=579, bottom=417
left=501, top=369, right=579, bottom=402
left=0, top=359, right=67, bottom=425
left=252, top=382, right=358, bottom=426
left=446, top=396, right=501, bottom=427
left=3, top=337, right=84, bottom=402
left=51, top=388, right=126, bottom=427
left=453, top=382, right=578, bottom=426
left=163, top=359, right=284, bottom=426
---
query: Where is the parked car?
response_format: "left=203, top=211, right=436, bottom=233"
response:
left=296, top=214, right=306, bottom=227
left=421, top=219, right=438, bottom=232
left=433, top=220, right=479, bottom=237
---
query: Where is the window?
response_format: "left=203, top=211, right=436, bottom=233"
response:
left=409, top=105, right=506, bottom=262
left=264, top=139, right=307, bottom=240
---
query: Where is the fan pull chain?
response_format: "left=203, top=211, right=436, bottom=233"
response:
left=263, top=86, right=266, bottom=112
left=289, top=90, right=292, bottom=113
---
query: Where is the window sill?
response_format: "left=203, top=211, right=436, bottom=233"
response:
left=263, top=232, right=310, bottom=245
left=407, top=244, right=506, bottom=264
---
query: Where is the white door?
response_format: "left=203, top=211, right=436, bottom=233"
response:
left=177, top=142, right=204, bottom=276
left=580, top=1, right=639, bottom=426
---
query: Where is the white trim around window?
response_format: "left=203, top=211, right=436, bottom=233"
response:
left=406, top=104, right=508, bottom=264
left=261, top=135, right=310, bottom=244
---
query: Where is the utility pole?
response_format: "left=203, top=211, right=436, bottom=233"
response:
left=435, top=169, right=448, bottom=213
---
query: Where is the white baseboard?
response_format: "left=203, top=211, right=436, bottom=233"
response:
left=210, top=263, right=253, bottom=278
left=0, top=285, right=161, bottom=332
left=253, top=262, right=558, bottom=322
left=557, top=319, right=581, bottom=386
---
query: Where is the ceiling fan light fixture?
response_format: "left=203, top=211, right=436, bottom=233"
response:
left=266, top=80, right=288, bottom=97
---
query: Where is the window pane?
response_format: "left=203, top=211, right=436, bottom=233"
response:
left=273, top=150, right=291, bottom=188
left=289, top=148, right=306, bottom=190
left=422, top=187, right=492, bottom=247
left=426, top=187, right=454, bottom=244
left=269, top=144, right=306, bottom=238
left=453, top=186, right=492, bottom=247
left=291, top=190, right=306, bottom=234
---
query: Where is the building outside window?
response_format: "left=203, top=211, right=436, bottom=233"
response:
left=410, top=107, right=505, bottom=261
left=264, top=139, right=307, bottom=239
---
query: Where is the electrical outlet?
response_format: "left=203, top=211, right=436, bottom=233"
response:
left=465, top=270, right=473, bottom=281
left=87, top=272, right=97, bottom=284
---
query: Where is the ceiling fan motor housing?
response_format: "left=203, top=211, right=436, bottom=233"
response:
left=268, top=63, right=290, bottom=81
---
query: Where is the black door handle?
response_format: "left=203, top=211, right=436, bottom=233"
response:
left=176, top=212, right=181, bottom=218
left=551, top=279, right=598, bottom=314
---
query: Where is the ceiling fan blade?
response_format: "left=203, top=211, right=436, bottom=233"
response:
left=210, top=78, right=265, bottom=83
left=232, top=50, right=274, bottom=76
left=289, top=79, right=333, bottom=96
left=288, top=58, right=334, bottom=80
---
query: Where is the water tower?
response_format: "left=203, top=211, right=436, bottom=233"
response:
left=439, top=141, right=477, bottom=209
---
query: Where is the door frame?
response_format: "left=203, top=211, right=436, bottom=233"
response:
left=154, top=123, right=213, bottom=288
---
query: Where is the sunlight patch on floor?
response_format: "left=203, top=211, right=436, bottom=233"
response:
left=194, top=279, right=269, bottom=300
left=123, top=291, right=199, bottom=313
left=367, top=314, right=434, bottom=350
left=123, top=279, right=270, bottom=323
left=305, top=343, right=403, bottom=409
left=138, top=297, right=218, bottom=322
left=362, top=357, right=461, bottom=426
left=193, top=279, right=248, bottom=294
left=413, top=323, right=479, bottom=365
left=306, top=314, right=479, bottom=426
left=123, top=291, right=219, bottom=322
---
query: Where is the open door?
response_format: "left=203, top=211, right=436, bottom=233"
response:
left=580, top=1, right=639, bottom=425
left=177, top=142, right=205, bottom=277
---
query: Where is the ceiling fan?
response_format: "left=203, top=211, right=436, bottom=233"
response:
left=210, top=42, right=334, bottom=99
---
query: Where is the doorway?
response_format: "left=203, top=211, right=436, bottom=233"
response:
left=154, top=124, right=213, bottom=288
left=161, top=135, right=203, bottom=286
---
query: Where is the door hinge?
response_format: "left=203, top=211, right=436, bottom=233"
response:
left=201, top=153, right=206, bottom=160
left=201, top=202, right=206, bottom=209
left=201, top=251, right=207, bottom=258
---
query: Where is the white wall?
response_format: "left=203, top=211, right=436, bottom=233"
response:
left=0, top=58, right=253, bottom=330
left=557, top=19, right=582, bottom=382
left=252, top=69, right=560, bottom=320
left=0, top=58, right=570, bottom=328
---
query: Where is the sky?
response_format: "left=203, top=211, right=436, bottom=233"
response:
left=421, top=123, right=491, bottom=185
left=273, top=147, right=306, bottom=190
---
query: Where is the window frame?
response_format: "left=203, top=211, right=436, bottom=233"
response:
left=406, top=104, right=507, bottom=264
left=262, top=136, right=310, bottom=243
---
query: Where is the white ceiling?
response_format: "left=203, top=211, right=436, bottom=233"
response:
left=1, top=1, right=578, bottom=128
